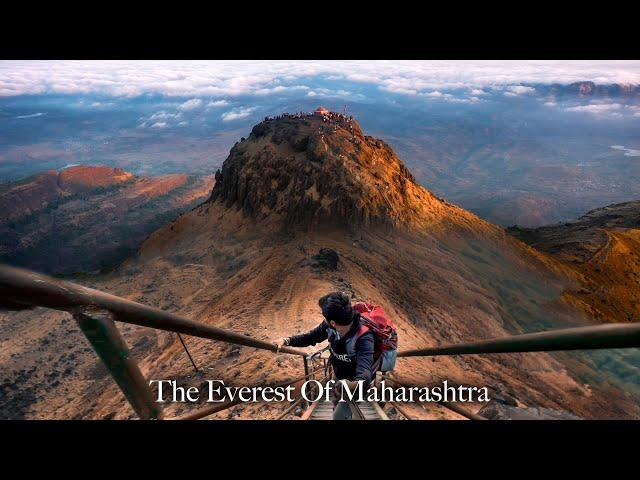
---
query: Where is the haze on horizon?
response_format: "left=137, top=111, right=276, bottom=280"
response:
left=1, top=60, right=640, bottom=227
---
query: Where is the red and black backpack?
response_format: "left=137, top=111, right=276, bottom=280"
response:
left=348, top=301, right=398, bottom=371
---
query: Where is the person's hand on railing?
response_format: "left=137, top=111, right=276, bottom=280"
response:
left=274, top=337, right=290, bottom=352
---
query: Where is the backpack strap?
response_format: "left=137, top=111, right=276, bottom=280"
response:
left=345, top=322, right=370, bottom=358
left=352, top=319, right=382, bottom=363
left=353, top=323, right=370, bottom=343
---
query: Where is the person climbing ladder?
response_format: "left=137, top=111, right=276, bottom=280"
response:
left=274, top=291, right=398, bottom=420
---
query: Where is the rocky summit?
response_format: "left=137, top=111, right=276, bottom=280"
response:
left=208, top=111, right=449, bottom=229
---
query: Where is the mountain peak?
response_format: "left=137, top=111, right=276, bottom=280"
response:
left=208, top=110, right=448, bottom=228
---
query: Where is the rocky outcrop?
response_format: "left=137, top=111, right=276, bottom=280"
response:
left=310, top=248, right=339, bottom=270
left=208, top=113, right=448, bottom=229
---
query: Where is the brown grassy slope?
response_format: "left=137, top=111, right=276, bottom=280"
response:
left=109, top=196, right=635, bottom=420
left=57, top=165, right=134, bottom=190
left=0, top=171, right=62, bottom=224
left=0, top=166, right=133, bottom=224
left=0, top=170, right=214, bottom=274
left=3, top=115, right=639, bottom=420
left=509, top=200, right=640, bottom=324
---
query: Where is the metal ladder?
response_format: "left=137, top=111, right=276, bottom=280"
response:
left=302, top=398, right=389, bottom=420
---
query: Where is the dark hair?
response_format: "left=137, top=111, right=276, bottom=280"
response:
left=318, top=292, right=353, bottom=325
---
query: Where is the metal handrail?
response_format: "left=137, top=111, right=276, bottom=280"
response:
left=398, top=322, right=640, bottom=357
left=0, top=264, right=304, bottom=356
left=4, top=262, right=640, bottom=420
left=276, top=395, right=307, bottom=420
left=73, top=307, right=163, bottom=419
left=276, top=374, right=331, bottom=420
left=308, top=346, right=329, bottom=364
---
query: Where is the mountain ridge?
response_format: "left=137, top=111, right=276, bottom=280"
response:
left=124, top=111, right=640, bottom=419
left=0, top=165, right=214, bottom=275
left=3, top=111, right=640, bottom=419
left=206, top=112, right=508, bottom=242
left=509, top=199, right=640, bottom=324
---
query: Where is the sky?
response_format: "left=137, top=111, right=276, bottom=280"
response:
left=1, top=60, right=640, bottom=98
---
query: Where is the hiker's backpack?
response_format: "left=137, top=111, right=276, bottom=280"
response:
left=350, top=301, right=398, bottom=372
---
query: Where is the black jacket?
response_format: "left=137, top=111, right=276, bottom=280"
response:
left=287, top=315, right=375, bottom=383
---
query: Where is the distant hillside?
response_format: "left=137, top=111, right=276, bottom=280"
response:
left=508, top=200, right=640, bottom=324
left=0, top=166, right=133, bottom=225
left=0, top=166, right=214, bottom=274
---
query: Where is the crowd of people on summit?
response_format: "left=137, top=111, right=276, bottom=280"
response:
left=264, top=107, right=353, bottom=126
left=264, top=107, right=359, bottom=144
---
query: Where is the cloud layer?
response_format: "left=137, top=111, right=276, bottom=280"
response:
left=563, top=102, right=640, bottom=117
left=221, top=106, right=256, bottom=122
left=1, top=60, right=640, bottom=98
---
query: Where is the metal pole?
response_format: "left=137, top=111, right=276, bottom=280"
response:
left=177, top=333, right=199, bottom=372
left=303, top=356, right=310, bottom=379
left=0, top=264, right=304, bottom=356
left=398, top=323, right=640, bottom=358
left=73, top=307, right=163, bottom=420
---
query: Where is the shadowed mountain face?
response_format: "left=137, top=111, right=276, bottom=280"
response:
left=508, top=201, right=640, bottom=262
left=2, top=112, right=640, bottom=420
